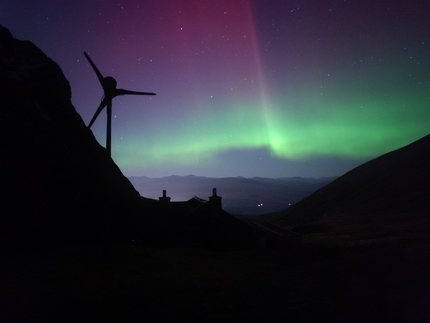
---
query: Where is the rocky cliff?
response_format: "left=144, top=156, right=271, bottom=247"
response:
left=0, top=25, right=144, bottom=253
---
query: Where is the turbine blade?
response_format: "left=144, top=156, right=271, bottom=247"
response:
left=115, top=88, right=156, bottom=96
left=88, top=98, right=108, bottom=128
left=84, top=51, right=104, bottom=85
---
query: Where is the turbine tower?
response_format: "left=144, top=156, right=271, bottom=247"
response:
left=84, top=51, right=156, bottom=156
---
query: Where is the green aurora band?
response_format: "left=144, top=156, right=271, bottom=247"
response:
left=113, top=85, right=429, bottom=170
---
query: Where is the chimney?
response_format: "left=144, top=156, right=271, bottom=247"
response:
left=159, top=189, right=171, bottom=204
left=209, top=187, right=222, bottom=210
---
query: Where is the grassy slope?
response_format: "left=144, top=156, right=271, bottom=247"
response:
left=2, top=230, right=430, bottom=323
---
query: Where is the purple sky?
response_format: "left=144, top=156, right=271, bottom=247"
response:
left=2, top=0, right=429, bottom=178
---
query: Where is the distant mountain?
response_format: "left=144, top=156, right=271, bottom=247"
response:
left=128, top=175, right=336, bottom=215
left=271, top=134, right=430, bottom=244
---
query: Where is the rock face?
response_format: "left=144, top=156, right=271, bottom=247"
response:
left=0, top=25, right=143, bottom=253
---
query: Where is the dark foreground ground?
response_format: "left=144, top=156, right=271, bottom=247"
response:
left=1, top=213, right=430, bottom=323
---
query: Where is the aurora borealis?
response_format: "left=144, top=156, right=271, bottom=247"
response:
left=2, top=0, right=429, bottom=178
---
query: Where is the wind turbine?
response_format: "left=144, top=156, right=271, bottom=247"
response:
left=84, top=51, right=156, bottom=156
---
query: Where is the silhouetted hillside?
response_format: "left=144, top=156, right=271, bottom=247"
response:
left=272, top=134, right=430, bottom=245
left=0, top=25, right=148, bottom=253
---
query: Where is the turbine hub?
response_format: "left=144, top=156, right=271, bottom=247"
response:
left=103, top=76, right=117, bottom=93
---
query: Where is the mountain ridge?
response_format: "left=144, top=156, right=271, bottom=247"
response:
left=269, top=134, right=430, bottom=247
left=128, top=175, right=337, bottom=215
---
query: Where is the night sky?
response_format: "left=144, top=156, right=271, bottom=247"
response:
left=2, top=0, right=429, bottom=178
